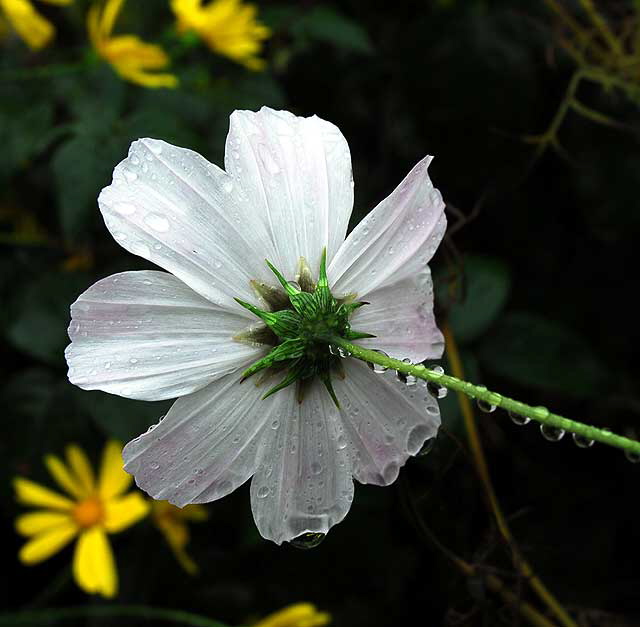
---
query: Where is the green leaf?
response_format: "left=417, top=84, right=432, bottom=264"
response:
left=438, top=255, right=511, bottom=344
left=294, top=7, right=374, bottom=55
left=478, top=312, right=606, bottom=399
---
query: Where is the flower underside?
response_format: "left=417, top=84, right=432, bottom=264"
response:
left=234, top=249, right=374, bottom=407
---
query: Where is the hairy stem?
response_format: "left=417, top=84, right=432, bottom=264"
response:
left=330, top=337, right=640, bottom=456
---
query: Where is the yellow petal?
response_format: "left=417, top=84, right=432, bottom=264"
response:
left=0, top=0, right=54, bottom=49
left=183, top=504, right=209, bottom=522
left=86, top=3, right=101, bottom=47
left=99, top=0, right=126, bottom=39
left=16, top=510, right=72, bottom=536
left=45, top=454, right=85, bottom=499
left=66, top=445, right=96, bottom=495
left=98, top=441, right=131, bottom=499
left=104, top=492, right=150, bottom=533
left=73, top=527, right=118, bottom=598
left=39, top=0, right=73, bottom=5
left=18, top=521, right=77, bottom=564
left=253, top=604, right=331, bottom=627
left=14, top=477, right=74, bottom=511
left=116, top=66, right=179, bottom=89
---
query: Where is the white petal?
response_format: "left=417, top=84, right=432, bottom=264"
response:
left=123, top=368, right=286, bottom=506
left=250, top=380, right=354, bottom=545
left=335, top=360, right=441, bottom=486
left=226, top=107, right=354, bottom=277
left=329, top=156, right=446, bottom=298
left=65, top=271, right=261, bottom=401
left=350, top=268, right=444, bottom=362
left=99, top=138, right=279, bottom=309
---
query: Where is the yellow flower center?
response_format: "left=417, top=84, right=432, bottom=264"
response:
left=72, top=497, right=105, bottom=528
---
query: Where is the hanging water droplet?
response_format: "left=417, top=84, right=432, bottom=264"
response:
left=329, top=345, right=339, bottom=356
left=508, top=410, right=530, bottom=425
left=416, top=437, right=436, bottom=457
left=540, top=424, right=565, bottom=442
left=427, top=382, right=448, bottom=399
left=624, top=450, right=640, bottom=463
left=337, top=347, right=351, bottom=359
left=477, top=398, right=496, bottom=413
left=367, top=349, right=389, bottom=373
left=290, top=532, right=325, bottom=550
left=572, top=433, right=594, bottom=448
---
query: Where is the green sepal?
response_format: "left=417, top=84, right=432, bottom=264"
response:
left=241, top=338, right=305, bottom=381
left=250, top=280, right=290, bottom=311
left=262, top=360, right=305, bottom=400
left=266, top=259, right=300, bottom=297
left=321, top=373, right=341, bottom=409
left=344, top=330, right=377, bottom=340
left=235, top=298, right=301, bottom=339
left=314, top=248, right=334, bottom=312
left=289, top=291, right=319, bottom=318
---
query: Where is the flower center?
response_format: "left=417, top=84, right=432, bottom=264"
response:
left=72, top=497, right=105, bottom=528
left=233, top=249, right=373, bottom=406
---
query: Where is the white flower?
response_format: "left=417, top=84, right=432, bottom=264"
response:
left=65, top=107, right=446, bottom=545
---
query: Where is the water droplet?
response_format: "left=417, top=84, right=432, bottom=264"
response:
left=477, top=398, right=496, bottom=413
left=223, top=180, right=233, bottom=193
left=257, top=486, right=270, bottom=498
left=509, top=410, right=530, bottom=426
left=129, top=358, right=138, bottom=364
left=337, top=347, right=351, bottom=359
left=540, top=424, right=565, bottom=442
left=147, top=142, right=163, bottom=155
left=122, top=168, right=138, bottom=183
left=258, top=144, right=281, bottom=174
left=271, top=419, right=280, bottom=430
left=104, top=361, right=111, bottom=369
left=143, top=213, right=170, bottom=232
left=428, top=364, right=444, bottom=379
left=366, top=349, right=389, bottom=373
left=310, top=462, right=323, bottom=475
left=337, top=435, right=347, bottom=450
left=290, top=532, right=325, bottom=550
left=624, top=450, right=640, bottom=463
left=572, top=433, right=594, bottom=448
left=150, top=461, right=159, bottom=470
left=115, top=202, right=136, bottom=215
left=130, top=154, right=140, bottom=165
left=427, top=382, right=447, bottom=399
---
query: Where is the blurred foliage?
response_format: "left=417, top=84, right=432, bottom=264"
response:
left=2, top=1, right=640, bottom=626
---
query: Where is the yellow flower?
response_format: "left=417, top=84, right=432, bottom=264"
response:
left=171, top=0, right=270, bottom=70
left=14, top=441, right=150, bottom=598
left=0, top=0, right=71, bottom=50
left=150, top=500, right=207, bottom=575
left=253, top=603, right=331, bottom=627
left=88, top=0, right=178, bottom=88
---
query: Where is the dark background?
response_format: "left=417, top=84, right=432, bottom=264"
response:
left=1, top=1, right=639, bottom=625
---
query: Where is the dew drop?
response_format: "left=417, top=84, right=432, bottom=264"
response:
left=129, top=358, right=138, bottom=364
left=147, top=142, right=163, bottom=155
left=367, top=349, right=389, bottom=373
left=477, top=398, right=496, bottom=413
left=337, top=347, right=351, bottom=359
left=624, top=450, right=640, bottom=463
left=115, top=202, right=136, bottom=216
left=290, top=532, right=325, bottom=550
left=427, top=382, right=448, bottom=399
left=104, top=361, right=111, bottom=369
left=150, top=461, right=160, bottom=470
left=122, top=168, right=138, bottom=183
left=428, top=364, right=445, bottom=378
left=540, top=424, right=565, bottom=442
left=509, top=410, right=531, bottom=426
left=271, top=419, right=280, bottom=430
left=572, top=433, right=594, bottom=448
left=337, top=435, right=347, bottom=450
left=222, top=180, right=233, bottom=193
left=257, top=485, right=270, bottom=499
left=143, top=213, right=170, bottom=232
left=310, top=462, right=323, bottom=475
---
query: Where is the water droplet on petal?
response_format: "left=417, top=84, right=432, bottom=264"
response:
left=508, top=410, right=530, bottom=425
left=310, top=462, right=323, bottom=475
left=223, top=180, right=233, bottom=193
left=337, top=435, right=347, bottom=450
left=271, top=419, right=280, bottom=430
left=257, top=485, right=270, bottom=498
left=540, top=424, right=565, bottom=442
left=148, top=142, right=163, bottom=155
left=129, top=358, right=138, bottom=364
left=115, top=202, right=136, bottom=215
left=150, top=461, right=160, bottom=470
left=572, top=433, right=594, bottom=448
left=143, top=213, right=170, bottom=232
left=122, top=168, right=138, bottom=183
left=290, top=532, right=325, bottom=550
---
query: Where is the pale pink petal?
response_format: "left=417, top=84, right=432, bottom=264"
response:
left=350, top=268, right=444, bottom=362
left=99, top=138, right=279, bottom=310
left=329, top=156, right=446, bottom=298
left=122, top=369, right=287, bottom=506
left=226, top=107, right=354, bottom=278
left=65, top=271, right=261, bottom=401
left=250, top=380, right=354, bottom=545
left=335, top=360, right=441, bottom=486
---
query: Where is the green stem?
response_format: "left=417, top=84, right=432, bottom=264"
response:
left=0, top=605, right=231, bottom=627
left=330, top=337, right=640, bottom=456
